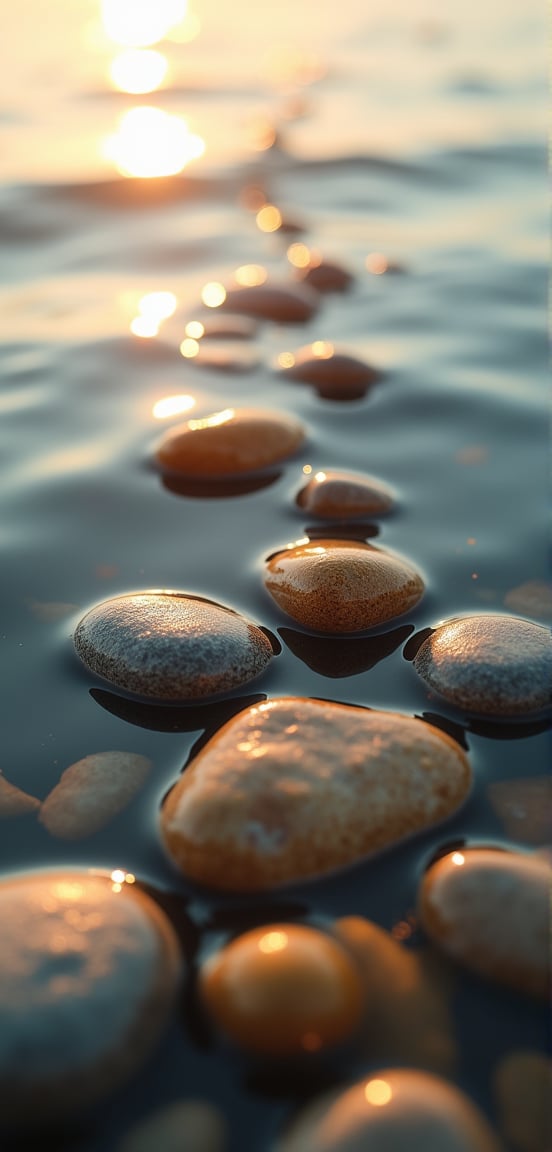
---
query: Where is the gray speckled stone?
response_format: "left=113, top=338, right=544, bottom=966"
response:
left=413, top=614, right=552, bottom=717
left=74, top=592, right=273, bottom=701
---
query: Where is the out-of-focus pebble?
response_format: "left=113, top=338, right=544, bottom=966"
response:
left=503, top=580, right=552, bottom=624
left=155, top=407, right=305, bottom=478
left=39, top=751, right=152, bottom=840
left=74, top=591, right=273, bottom=701
left=264, top=539, right=424, bottom=633
left=276, top=344, right=380, bottom=399
left=487, top=777, right=552, bottom=846
left=493, top=1050, right=552, bottom=1152
left=219, top=283, right=319, bottom=323
left=418, top=847, right=550, bottom=998
left=293, top=255, right=354, bottom=293
left=160, top=696, right=471, bottom=891
left=199, top=922, right=364, bottom=1055
left=118, top=1099, right=226, bottom=1152
left=296, top=469, right=394, bottom=519
left=0, top=772, right=40, bottom=818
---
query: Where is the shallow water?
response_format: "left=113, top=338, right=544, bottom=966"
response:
left=0, top=1, right=549, bottom=1149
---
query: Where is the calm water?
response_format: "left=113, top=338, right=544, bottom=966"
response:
left=0, top=2, right=549, bottom=1149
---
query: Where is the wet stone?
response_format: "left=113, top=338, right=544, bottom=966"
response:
left=0, top=772, right=40, bottom=818
left=0, top=869, right=181, bottom=1129
left=264, top=539, right=424, bottom=633
left=155, top=407, right=305, bottom=478
left=296, top=469, right=395, bottom=519
left=118, top=1099, right=226, bottom=1152
left=274, top=1068, right=503, bottom=1151
left=413, top=614, right=552, bottom=717
left=418, top=847, right=551, bottom=999
left=199, top=922, right=364, bottom=1055
left=160, top=697, right=471, bottom=891
left=73, top=591, right=273, bottom=702
left=277, top=345, right=380, bottom=400
left=294, top=257, right=354, bottom=293
left=39, top=751, right=152, bottom=840
left=220, top=283, right=319, bottom=323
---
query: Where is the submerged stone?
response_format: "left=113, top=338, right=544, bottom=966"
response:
left=264, top=539, right=424, bottom=633
left=413, top=614, right=552, bottom=716
left=74, top=591, right=273, bottom=701
left=220, top=283, right=319, bottom=323
left=277, top=344, right=380, bottom=400
left=0, top=869, right=181, bottom=1128
left=294, top=257, right=354, bottom=293
left=160, top=697, right=471, bottom=891
left=296, top=469, right=394, bottom=519
left=0, top=772, right=40, bottom=818
left=155, top=407, right=305, bottom=478
left=40, top=751, right=152, bottom=840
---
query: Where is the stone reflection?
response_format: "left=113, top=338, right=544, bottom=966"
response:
left=279, top=623, right=414, bottom=678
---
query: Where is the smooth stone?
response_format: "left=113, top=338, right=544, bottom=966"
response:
left=220, top=283, right=319, bottom=323
left=294, top=258, right=354, bottom=293
left=493, top=1050, right=552, bottom=1152
left=199, top=923, right=364, bottom=1055
left=74, top=591, right=273, bottom=701
left=418, top=847, right=550, bottom=998
left=413, top=614, right=552, bottom=716
left=0, top=869, right=181, bottom=1128
left=40, top=751, right=152, bottom=840
left=119, top=1099, right=226, bottom=1152
left=273, top=1068, right=502, bottom=1151
left=487, top=777, right=552, bottom=846
left=264, top=539, right=424, bottom=633
left=296, top=470, right=394, bottom=519
left=0, top=772, right=40, bottom=818
left=160, top=697, right=471, bottom=891
left=155, top=407, right=305, bottom=478
left=277, top=346, right=380, bottom=399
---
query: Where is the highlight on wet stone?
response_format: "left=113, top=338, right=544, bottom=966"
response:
left=276, top=343, right=380, bottom=400
left=418, top=847, right=551, bottom=999
left=39, top=751, right=152, bottom=840
left=159, top=696, right=472, bottom=891
left=413, top=614, right=552, bottom=716
left=0, top=771, right=40, bottom=818
left=155, top=407, right=306, bottom=478
left=199, top=922, right=364, bottom=1055
left=73, top=591, right=274, bottom=701
left=296, top=469, right=395, bottom=519
left=264, top=539, right=424, bottom=633
left=0, top=869, right=181, bottom=1129
left=273, top=1067, right=503, bottom=1152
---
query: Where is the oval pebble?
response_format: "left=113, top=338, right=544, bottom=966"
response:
left=160, top=697, right=471, bottom=891
left=277, top=345, right=380, bottom=400
left=0, top=869, right=181, bottom=1128
left=296, top=470, right=394, bottom=519
left=273, top=1068, right=503, bottom=1152
left=413, top=614, right=552, bottom=716
left=220, top=283, right=319, bottom=323
left=119, top=1099, right=226, bottom=1152
left=0, top=771, right=40, bottom=818
left=155, top=407, right=305, bottom=478
left=418, top=847, right=550, bottom=998
left=199, top=923, right=364, bottom=1055
left=294, top=257, right=354, bottom=293
left=39, top=751, right=152, bottom=840
left=74, top=591, right=273, bottom=702
left=264, top=539, right=424, bottom=633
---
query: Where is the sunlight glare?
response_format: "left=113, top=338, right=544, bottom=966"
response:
left=201, top=282, right=227, bottom=308
left=131, top=315, right=159, bottom=337
left=287, top=242, right=311, bottom=268
left=180, top=337, right=200, bottom=358
left=110, top=49, right=168, bottom=94
left=153, top=395, right=195, bottom=419
left=258, top=930, right=288, bottom=954
left=451, top=852, right=465, bottom=866
left=102, top=0, right=188, bottom=48
left=185, top=320, right=205, bottom=339
left=277, top=352, right=295, bottom=368
left=188, top=408, right=234, bottom=431
left=139, top=291, right=177, bottom=321
left=104, top=107, right=205, bottom=179
left=235, top=264, right=268, bottom=287
left=311, top=340, right=334, bottom=358
left=256, top=205, right=282, bottom=233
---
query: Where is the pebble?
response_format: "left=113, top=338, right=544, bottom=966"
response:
left=276, top=345, right=380, bottom=400
left=418, top=847, right=550, bottom=998
left=413, top=614, right=552, bottom=716
left=118, top=1099, right=226, bottom=1152
left=74, top=591, right=274, bottom=701
left=493, top=1050, right=552, bottom=1152
left=264, top=539, right=424, bottom=633
left=0, top=869, right=181, bottom=1128
left=220, top=283, right=319, bottom=323
left=155, top=407, right=306, bottom=478
left=296, top=469, right=394, bottom=519
left=487, top=777, right=552, bottom=846
left=273, top=1068, right=502, bottom=1151
left=0, top=772, right=40, bottom=818
left=160, top=696, right=471, bottom=891
left=293, top=257, right=354, bottom=293
left=39, top=751, right=152, bottom=840
left=199, top=923, right=364, bottom=1055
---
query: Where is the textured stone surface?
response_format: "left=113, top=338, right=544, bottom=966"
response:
left=119, top=1099, right=226, bottom=1152
left=0, top=772, right=40, bottom=818
left=273, top=1068, right=502, bottom=1151
left=40, top=751, right=152, bottom=840
left=74, top=591, right=273, bottom=701
left=418, top=848, right=551, bottom=998
left=199, top=923, right=364, bottom=1055
left=277, top=345, right=380, bottom=399
left=160, top=697, right=471, bottom=891
left=264, top=540, right=424, bottom=633
left=413, top=614, right=552, bottom=716
left=493, top=1050, right=552, bottom=1152
left=220, top=283, right=319, bottom=322
left=0, top=869, right=181, bottom=1128
left=156, top=407, right=305, bottom=478
left=296, top=470, right=394, bottom=519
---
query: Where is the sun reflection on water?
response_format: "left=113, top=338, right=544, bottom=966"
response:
left=110, top=49, right=168, bottom=94
left=104, top=107, right=205, bottom=178
left=102, top=0, right=188, bottom=48
left=153, top=395, right=196, bottom=419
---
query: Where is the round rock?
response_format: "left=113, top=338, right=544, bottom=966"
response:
left=413, top=614, right=552, bottom=716
left=296, top=469, right=394, bottom=519
left=418, top=847, right=550, bottom=998
left=294, top=257, right=354, bottom=293
left=160, top=697, right=471, bottom=891
left=156, top=407, right=305, bottom=478
left=277, top=345, right=380, bottom=400
left=264, top=539, right=424, bottom=633
left=74, top=591, right=274, bottom=701
left=220, top=283, right=319, bottom=323
left=0, top=869, right=181, bottom=1128
left=199, top=923, right=364, bottom=1055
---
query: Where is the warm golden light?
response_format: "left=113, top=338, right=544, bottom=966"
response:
left=258, top=930, right=288, bottom=954
left=166, top=9, right=201, bottom=42
left=102, top=0, right=188, bottom=48
left=311, top=340, right=334, bottom=358
left=179, top=337, right=200, bottom=358
left=256, top=204, right=282, bottom=233
left=277, top=352, right=295, bottom=369
left=314, top=471, right=327, bottom=482
left=153, top=394, right=195, bottom=419
left=451, top=852, right=465, bottom=866
left=110, top=49, right=168, bottom=94
left=302, top=464, right=312, bottom=474
left=201, top=282, right=227, bottom=308
left=130, top=315, right=159, bottom=338
left=185, top=320, right=205, bottom=339
left=188, top=408, right=234, bottom=431
left=139, top=291, right=177, bottom=320
left=235, top=264, right=268, bottom=287
left=366, top=252, right=389, bottom=275
left=104, top=107, right=204, bottom=179
left=365, top=1079, right=393, bottom=1106
left=287, top=242, right=311, bottom=268
left=111, top=869, right=126, bottom=884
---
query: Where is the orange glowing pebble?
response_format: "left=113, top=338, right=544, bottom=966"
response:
left=296, top=469, right=395, bottom=519
left=155, top=407, right=305, bottom=478
left=199, top=923, right=364, bottom=1055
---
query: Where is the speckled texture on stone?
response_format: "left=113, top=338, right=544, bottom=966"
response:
left=220, top=283, right=319, bottom=322
left=277, top=348, right=380, bottom=398
left=273, top=1068, right=503, bottom=1152
left=0, top=772, right=40, bottom=818
left=0, top=869, right=181, bottom=1128
left=156, top=407, right=306, bottom=478
left=413, top=614, right=552, bottom=716
left=160, top=697, right=471, bottom=891
left=118, top=1099, right=226, bottom=1152
left=296, top=470, right=394, bottom=519
left=264, top=540, right=424, bottom=633
left=40, top=751, right=152, bottom=840
left=74, top=592, right=273, bottom=701
left=418, top=848, right=551, bottom=999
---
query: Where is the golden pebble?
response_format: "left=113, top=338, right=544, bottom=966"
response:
left=276, top=346, right=380, bottom=400
left=156, top=407, right=305, bottom=478
left=296, top=470, right=394, bottom=519
left=220, top=283, right=319, bottom=323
